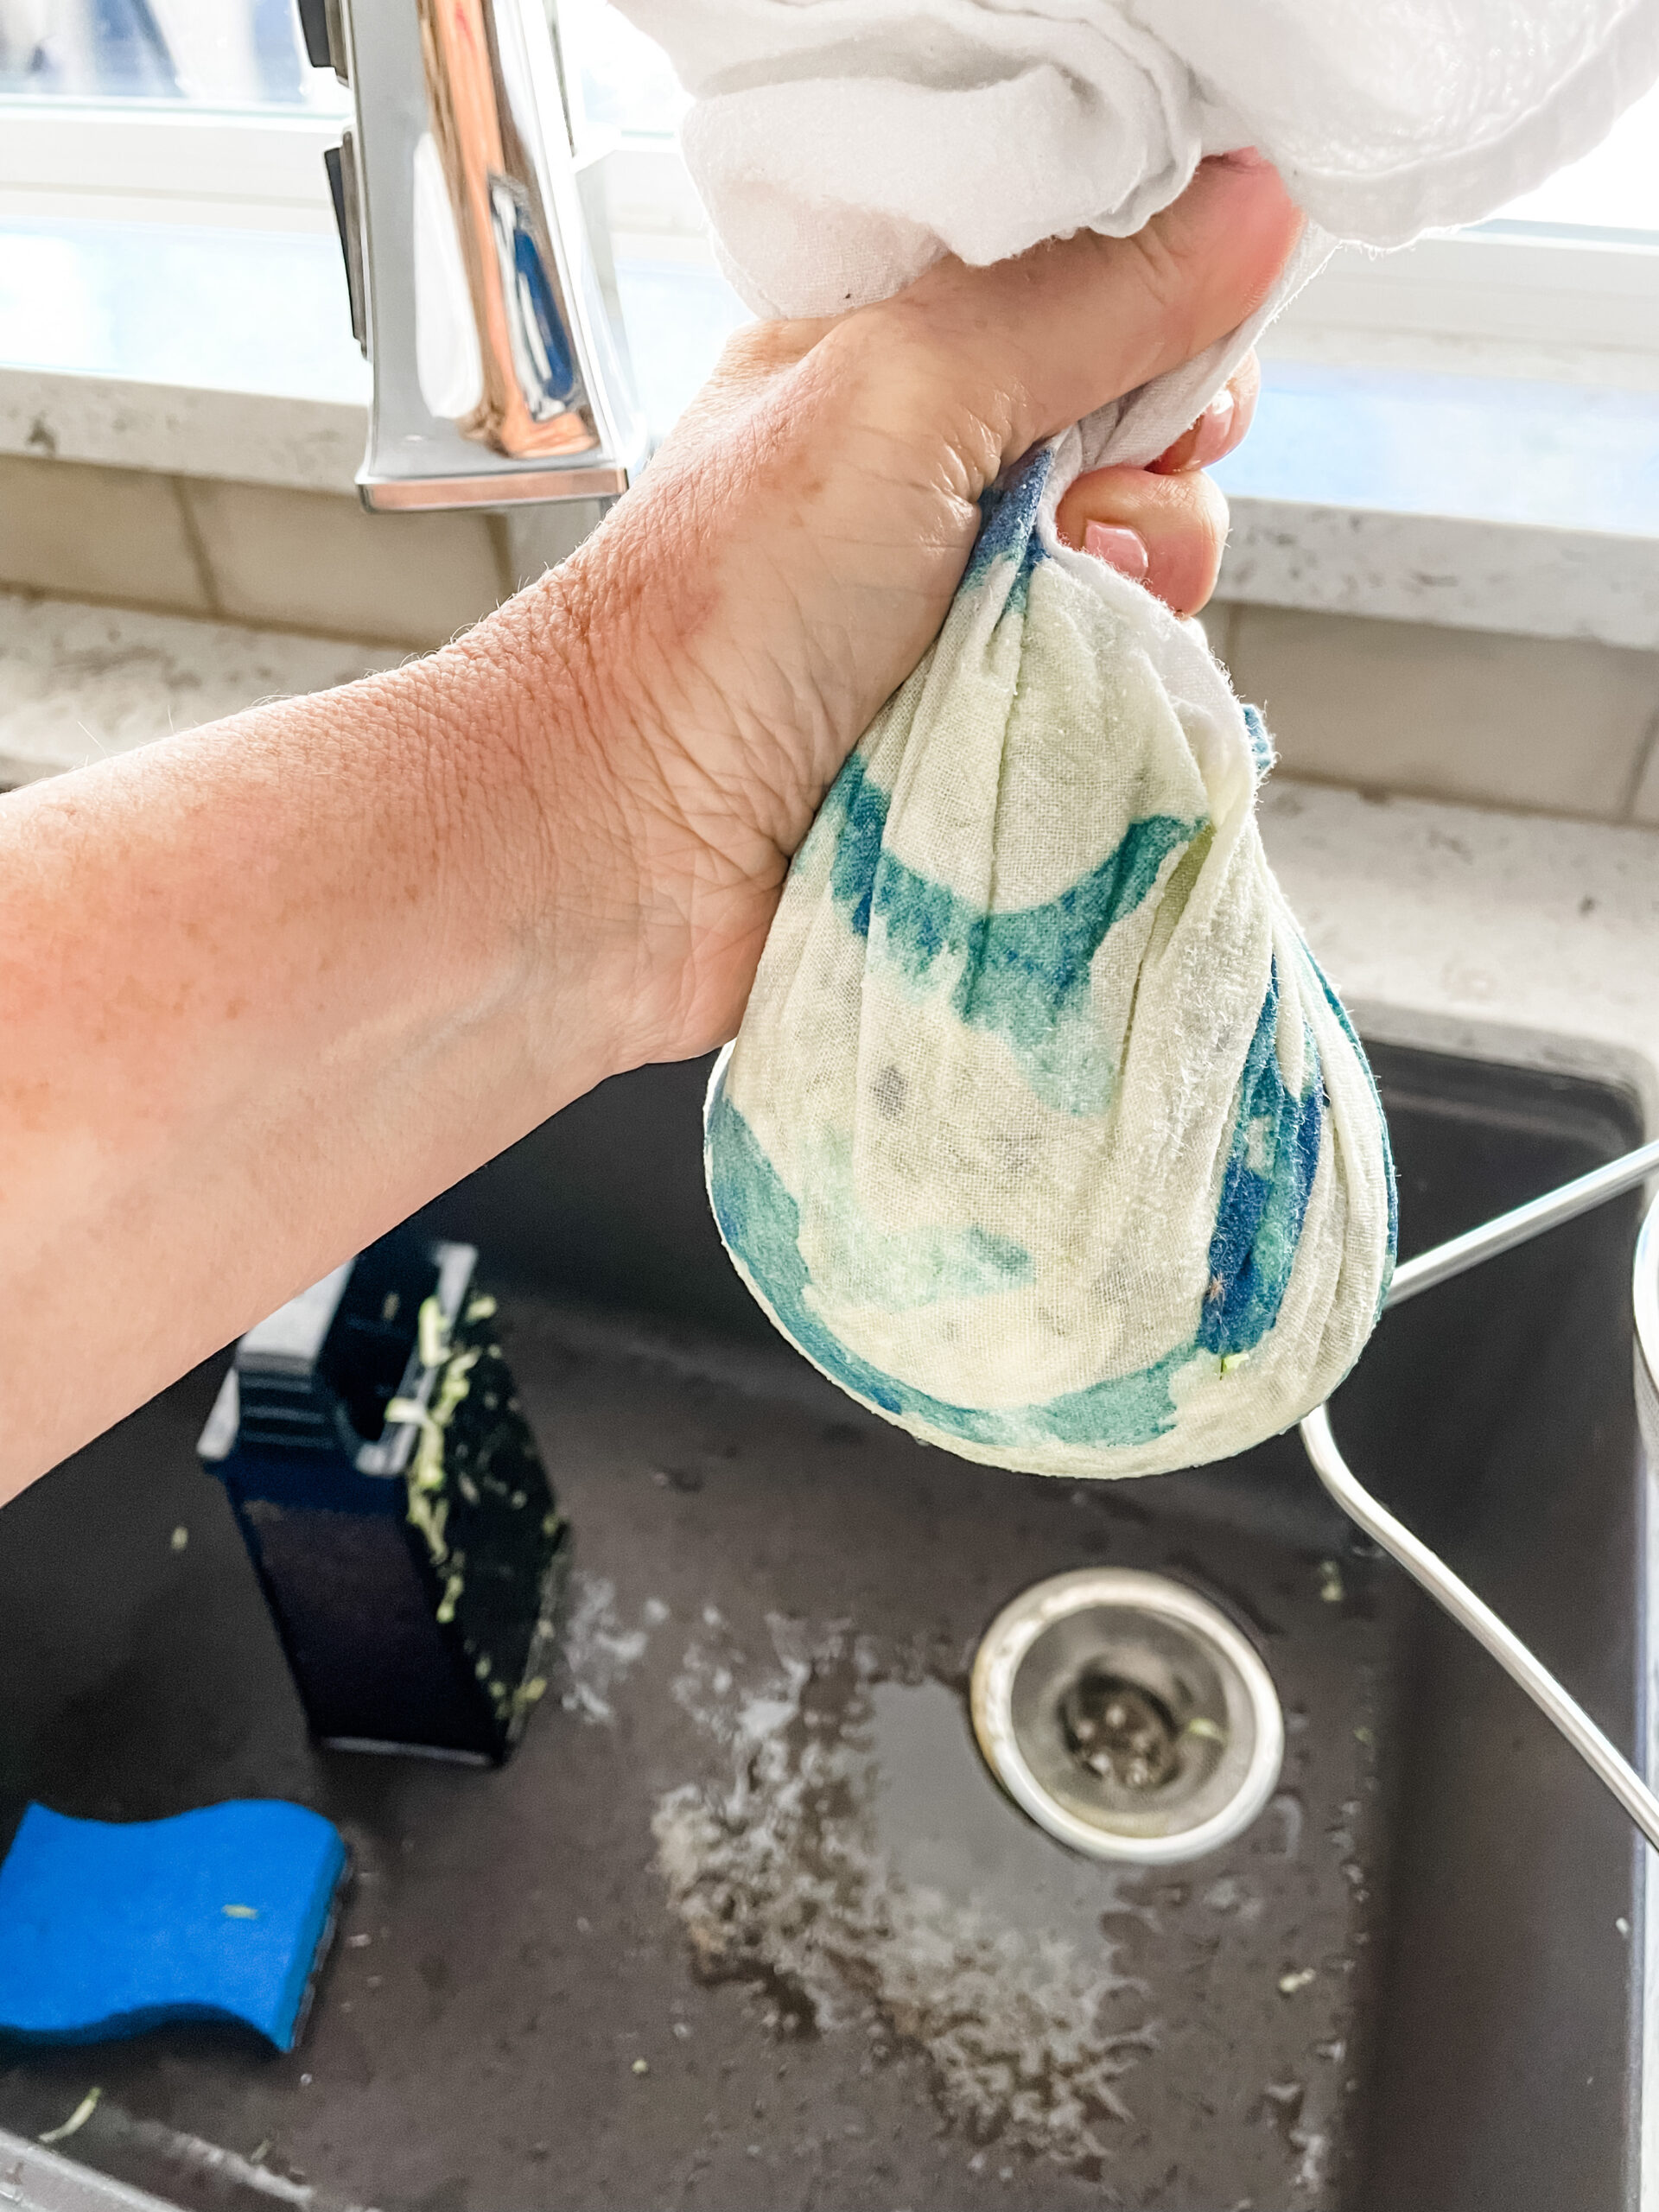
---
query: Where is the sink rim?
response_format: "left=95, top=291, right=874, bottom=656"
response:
left=1637, top=1185, right=1659, bottom=2212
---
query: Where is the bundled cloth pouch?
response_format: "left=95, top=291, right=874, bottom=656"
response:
left=705, top=443, right=1394, bottom=1476
left=614, top=0, right=1659, bottom=1477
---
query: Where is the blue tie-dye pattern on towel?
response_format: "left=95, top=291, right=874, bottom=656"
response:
left=1198, top=963, right=1325, bottom=1357
left=821, top=752, right=1200, bottom=1116
left=703, top=423, right=1398, bottom=1476
left=1242, top=703, right=1274, bottom=778
left=707, top=1082, right=1196, bottom=1452
left=963, top=448, right=1053, bottom=601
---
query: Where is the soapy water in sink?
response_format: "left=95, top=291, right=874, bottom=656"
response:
left=557, top=1570, right=670, bottom=1724
left=654, top=1610, right=1174, bottom=2173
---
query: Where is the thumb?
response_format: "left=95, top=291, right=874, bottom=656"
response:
left=887, top=154, right=1303, bottom=466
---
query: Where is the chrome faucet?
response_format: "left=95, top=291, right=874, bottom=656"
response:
left=300, top=0, right=647, bottom=513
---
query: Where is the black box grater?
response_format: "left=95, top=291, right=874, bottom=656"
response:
left=198, top=1227, right=568, bottom=1764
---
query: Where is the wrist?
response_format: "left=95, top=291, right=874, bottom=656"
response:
left=423, top=548, right=702, bottom=1085
left=505, top=521, right=798, bottom=1071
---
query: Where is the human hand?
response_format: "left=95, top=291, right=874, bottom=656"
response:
left=0, top=156, right=1298, bottom=1497
left=1055, top=347, right=1261, bottom=609
left=493, top=154, right=1300, bottom=1074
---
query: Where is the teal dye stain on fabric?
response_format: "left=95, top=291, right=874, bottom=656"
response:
left=1198, top=965, right=1325, bottom=1358
left=706, top=1081, right=1192, bottom=1452
left=819, top=750, right=1201, bottom=1116
left=1013, top=1341, right=1196, bottom=1447
left=964, top=448, right=1053, bottom=588
left=824, top=743, right=891, bottom=938
left=1242, top=702, right=1274, bottom=777
left=801, top=1133, right=1034, bottom=1313
left=936, top=815, right=1198, bottom=1115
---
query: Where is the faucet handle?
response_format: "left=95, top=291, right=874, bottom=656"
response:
left=294, top=0, right=346, bottom=80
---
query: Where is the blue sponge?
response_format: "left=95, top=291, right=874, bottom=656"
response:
left=0, top=1801, right=347, bottom=2052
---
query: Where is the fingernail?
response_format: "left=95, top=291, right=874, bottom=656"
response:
left=1152, top=388, right=1237, bottom=474
left=1084, top=522, right=1150, bottom=581
left=1189, top=389, right=1236, bottom=469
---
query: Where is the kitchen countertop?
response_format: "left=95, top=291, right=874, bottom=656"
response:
left=1257, top=779, right=1659, bottom=1128
left=3, top=582, right=1656, bottom=1131
left=1211, top=360, right=1659, bottom=651
left=0, top=590, right=404, bottom=791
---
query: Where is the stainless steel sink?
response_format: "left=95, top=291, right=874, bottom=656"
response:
left=0, top=1042, right=1648, bottom=2211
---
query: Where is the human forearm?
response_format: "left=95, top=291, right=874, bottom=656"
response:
left=0, top=607, right=627, bottom=1497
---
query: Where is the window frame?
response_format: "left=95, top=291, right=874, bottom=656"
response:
left=0, top=101, right=345, bottom=232
left=1275, top=227, right=1659, bottom=363
left=3, top=101, right=1658, bottom=371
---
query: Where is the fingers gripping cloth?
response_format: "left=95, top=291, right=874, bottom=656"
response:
left=705, top=447, right=1396, bottom=1477
left=619, top=0, right=1659, bottom=1478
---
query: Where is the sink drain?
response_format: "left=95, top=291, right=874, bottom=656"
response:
left=970, top=1567, right=1284, bottom=1865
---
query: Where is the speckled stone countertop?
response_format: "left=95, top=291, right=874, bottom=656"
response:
left=5, top=219, right=1659, bottom=649
left=0, top=591, right=401, bottom=789
left=1258, top=779, right=1659, bottom=1127
left=4, top=585, right=1656, bottom=1133
left=1211, top=362, right=1659, bottom=652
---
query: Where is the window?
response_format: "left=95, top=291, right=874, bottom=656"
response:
left=0, top=0, right=344, bottom=110
left=1491, top=81, right=1659, bottom=239
left=0, top=0, right=1654, bottom=383
left=0, top=0, right=346, bottom=235
left=1268, top=82, right=1659, bottom=374
left=553, top=0, right=685, bottom=144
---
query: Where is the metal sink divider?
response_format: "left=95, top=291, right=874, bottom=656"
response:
left=1301, top=1138, right=1659, bottom=1849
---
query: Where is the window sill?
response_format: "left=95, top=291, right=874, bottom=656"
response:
left=3, top=217, right=1659, bottom=651
left=1211, top=358, right=1659, bottom=651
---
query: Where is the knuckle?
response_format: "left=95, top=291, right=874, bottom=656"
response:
left=1176, top=466, right=1231, bottom=553
left=823, top=301, right=1011, bottom=483
left=1156, top=475, right=1229, bottom=613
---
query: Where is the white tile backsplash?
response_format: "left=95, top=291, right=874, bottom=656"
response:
left=1227, top=606, right=1659, bottom=823
left=181, top=478, right=509, bottom=649
left=0, top=452, right=209, bottom=615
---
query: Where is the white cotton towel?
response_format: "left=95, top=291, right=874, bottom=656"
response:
left=618, top=0, right=1659, bottom=462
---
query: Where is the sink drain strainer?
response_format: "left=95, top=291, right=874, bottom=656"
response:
left=970, top=1567, right=1284, bottom=1865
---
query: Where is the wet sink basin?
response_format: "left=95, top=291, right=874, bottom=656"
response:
left=0, top=1043, right=1648, bottom=2211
